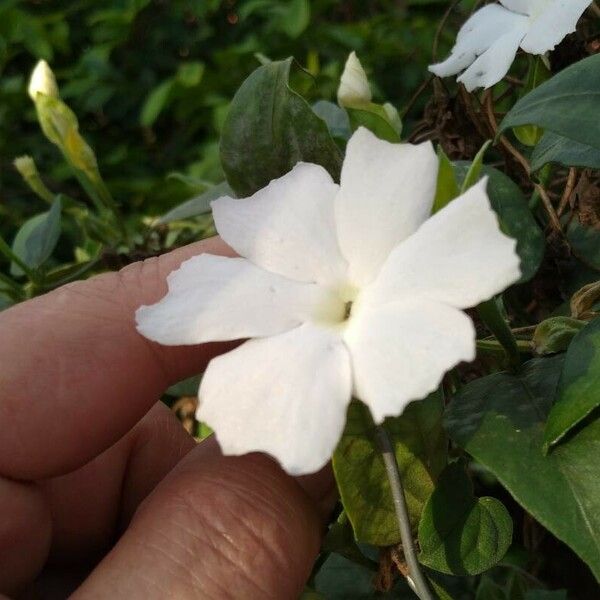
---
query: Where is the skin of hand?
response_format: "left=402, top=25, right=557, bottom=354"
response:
left=0, top=237, right=337, bottom=599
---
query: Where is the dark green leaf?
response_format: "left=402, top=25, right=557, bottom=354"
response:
left=333, top=392, right=446, bottom=546
left=499, top=54, right=600, bottom=151
left=454, top=164, right=545, bottom=283
left=11, top=197, right=62, bottom=277
left=314, top=554, right=410, bottom=599
left=524, top=591, right=567, bottom=600
left=445, top=356, right=600, bottom=581
left=564, top=217, right=600, bottom=272
left=158, top=182, right=234, bottom=224
left=544, top=318, right=600, bottom=451
left=418, top=461, right=512, bottom=576
left=531, top=132, right=600, bottom=172
left=220, top=58, right=342, bottom=196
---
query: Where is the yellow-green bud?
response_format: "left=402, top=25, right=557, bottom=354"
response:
left=13, top=155, right=54, bottom=203
left=28, top=60, right=59, bottom=101
left=13, top=155, right=37, bottom=179
left=337, top=51, right=372, bottom=108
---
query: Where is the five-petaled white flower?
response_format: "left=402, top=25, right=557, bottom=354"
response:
left=429, top=0, right=591, bottom=91
left=136, top=128, right=521, bottom=475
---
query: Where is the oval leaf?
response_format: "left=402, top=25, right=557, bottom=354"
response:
left=10, top=197, right=62, bottom=277
left=418, top=461, right=512, bottom=576
left=499, top=54, right=600, bottom=151
left=333, top=392, right=447, bottom=546
left=220, top=58, right=342, bottom=196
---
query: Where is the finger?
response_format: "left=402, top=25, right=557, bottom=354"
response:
left=0, top=237, right=233, bottom=480
left=72, top=444, right=333, bottom=599
left=0, top=477, right=51, bottom=595
left=0, top=404, right=193, bottom=595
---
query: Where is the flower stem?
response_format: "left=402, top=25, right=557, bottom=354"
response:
left=477, top=298, right=521, bottom=369
left=373, top=426, right=435, bottom=600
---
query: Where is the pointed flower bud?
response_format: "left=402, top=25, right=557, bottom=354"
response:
left=28, top=60, right=59, bottom=101
left=13, top=155, right=54, bottom=203
left=13, top=155, right=37, bottom=180
left=337, top=51, right=372, bottom=108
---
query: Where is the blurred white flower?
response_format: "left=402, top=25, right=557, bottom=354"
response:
left=136, top=127, right=521, bottom=475
left=28, top=60, right=59, bottom=100
left=337, top=51, right=372, bottom=106
left=429, top=0, right=591, bottom=91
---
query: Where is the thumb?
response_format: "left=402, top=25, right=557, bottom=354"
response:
left=72, top=439, right=335, bottom=599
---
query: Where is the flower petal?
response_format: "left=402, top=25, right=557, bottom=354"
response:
left=521, top=0, right=591, bottom=55
left=212, top=162, right=347, bottom=285
left=429, top=4, right=526, bottom=78
left=499, top=0, right=535, bottom=15
left=197, top=323, right=352, bottom=475
left=136, top=254, right=333, bottom=345
left=457, top=18, right=529, bottom=91
left=361, top=178, right=521, bottom=311
left=335, top=127, right=437, bottom=286
left=346, top=300, right=475, bottom=424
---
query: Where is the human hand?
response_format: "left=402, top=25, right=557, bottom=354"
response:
left=0, top=237, right=336, bottom=599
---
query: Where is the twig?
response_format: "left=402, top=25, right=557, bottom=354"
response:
left=534, top=183, right=562, bottom=233
left=482, top=90, right=530, bottom=176
left=557, top=168, right=577, bottom=218
left=401, top=75, right=434, bottom=119
left=431, top=0, right=461, bottom=62
left=373, top=426, right=435, bottom=600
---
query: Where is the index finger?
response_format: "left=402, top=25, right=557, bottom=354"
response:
left=0, top=237, right=233, bottom=480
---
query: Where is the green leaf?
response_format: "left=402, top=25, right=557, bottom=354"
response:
left=333, top=392, right=447, bottom=546
left=445, top=356, right=600, bottom=581
left=432, top=146, right=459, bottom=213
left=564, top=217, right=600, bottom=272
left=499, top=54, right=600, bottom=151
left=314, top=554, right=410, bottom=599
left=418, top=461, right=512, bottom=576
left=312, top=100, right=351, bottom=141
left=460, top=140, right=491, bottom=194
left=277, top=0, right=310, bottom=38
left=454, top=164, right=545, bottom=283
left=544, top=318, right=600, bottom=451
left=220, top=58, right=342, bottom=197
left=10, top=197, right=62, bottom=277
left=158, top=181, right=234, bottom=224
left=176, top=61, right=204, bottom=87
left=346, top=102, right=401, bottom=143
left=531, top=132, right=600, bottom=172
left=533, top=316, right=586, bottom=356
left=140, top=78, right=175, bottom=127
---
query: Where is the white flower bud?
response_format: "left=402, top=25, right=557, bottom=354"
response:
left=13, top=155, right=37, bottom=179
left=28, top=60, right=59, bottom=101
left=337, top=51, right=372, bottom=107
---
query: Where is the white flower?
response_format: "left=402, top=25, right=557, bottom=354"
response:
left=28, top=60, right=59, bottom=101
left=429, top=0, right=591, bottom=91
left=337, top=51, right=372, bottom=106
left=136, top=128, right=521, bottom=475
